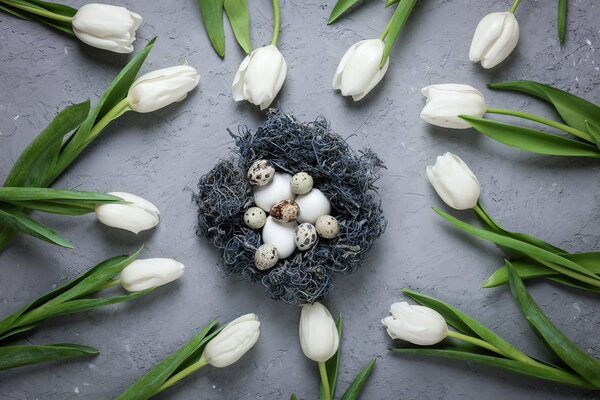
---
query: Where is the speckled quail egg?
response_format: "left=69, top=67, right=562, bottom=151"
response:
left=315, top=215, right=340, bottom=239
left=254, top=243, right=279, bottom=271
left=270, top=200, right=300, bottom=223
left=247, top=159, right=275, bottom=186
left=294, top=223, right=318, bottom=251
left=244, top=207, right=267, bottom=229
left=290, top=172, right=313, bottom=195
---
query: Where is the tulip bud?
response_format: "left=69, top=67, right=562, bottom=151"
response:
left=469, top=12, right=519, bottom=69
left=426, top=152, right=481, bottom=210
left=332, top=39, right=389, bottom=101
left=232, top=45, right=287, bottom=110
left=299, top=302, right=339, bottom=363
left=203, top=313, right=261, bottom=368
left=420, top=84, right=487, bottom=129
left=381, top=302, right=448, bottom=346
left=94, top=192, right=159, bottom=234
left=120, top=258, right=184, bottom=292
left=71, top=4, right=142, bottom=54
left=126, top=65, right=200, bottom=113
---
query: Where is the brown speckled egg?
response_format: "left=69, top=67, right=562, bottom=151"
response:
left=244, top=207, right=266, bottom=229
left=247, top=160, right=275, bottom=186
left=290, top=172, right=313, bottom=195
left=254, top=243, right=279, bottom=271
left=315, top=215, right=340, bottom=239
left=294, top=223, right=318, bottom=251
left=270, top=200, right=300, bottom=223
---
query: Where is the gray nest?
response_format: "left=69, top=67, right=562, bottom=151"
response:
left=195, top=109, right=386, bottom=305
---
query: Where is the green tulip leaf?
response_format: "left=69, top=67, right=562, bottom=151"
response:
left=433, top=208, right=600, bottom=283
left=0, top=343, right=98, bottom=371
left=340, top=358, right=376, bottom=400
left=0, top=204, right=72, bottom=248
left=328, top=0, right=362, bottom=24
left=27, top=0, right=77, bottom=16
left=0, top=0, right=76, bottom=34
left=391, top=344, right=596, bottom=389
left=402, top=289, right=530, bottom=362
left=487, top=81, right=600, bottom=134
left=460, top=116, right=600, bottom=158
left=224, top=0, right=251, bottom=55
left=291, top=394, right=299, bottom=400
left=558, top=0, right=566, bottom=43
left=197, top=0, right=225, bottom=57
left=385, top=0, right=400, bottom=7
left=381, top=0, right=418, bottom=68
left=585, top=120, right=600, bottom=149
left=115, top=319, right=220, bottom=400
left=320, top=314, right=342, bottom=400
left=547, top=276, right=600, bottom=294
left=507, top=262, right=600, bottom=386
left=0, top=322, right=40, bottom=341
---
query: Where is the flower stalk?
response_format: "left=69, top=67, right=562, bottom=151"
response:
left=157, top=355, right=209, bottom=393
left=271, top=0, right=280, bottom=46
left=318, top=362, right=332, bottom=400
left=509, top=0, right=521, bottom=13
left=0, top=0, right=72, bottom=22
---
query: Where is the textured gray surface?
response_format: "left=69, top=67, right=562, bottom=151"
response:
left=0, top=0, right=599, bottom=399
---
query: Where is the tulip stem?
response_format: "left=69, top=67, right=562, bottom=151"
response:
left=318, top=362, right=332, bottom=400
left=509, top=0, right=521, bottom=13
left=472, top=202, right=504, bottom=234
left=447, top=331, right=505, bottom=356
left=379, top=17, right=394, bottom=41
left=156, top=354, right=208, bottom=394
left=271, top=0, right=280, bottom=46
left=529, top=256, right=600, bottom=287
left=0, top=0, right=73, bottom=22
left=486, top=107, right=594, bottom=143
left=85, top=98, right=132, bottom=144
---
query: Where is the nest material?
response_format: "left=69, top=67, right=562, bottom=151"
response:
left=195, top=109, right=387, bottom=305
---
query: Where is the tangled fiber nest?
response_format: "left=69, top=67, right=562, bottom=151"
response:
left=195, top=109, right=386, bottom=305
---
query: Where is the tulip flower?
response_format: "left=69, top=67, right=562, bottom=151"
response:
left=299, top=302, right=339, bottom=363
left=71, top=4, right=142, bottom=54
left=426, top=153, right=481, bottom=210
left=332, top=39, right=389, bottom=101
left=420, top=84, right=487, bottom=129
left=381, top=302, right=448, bottom=345
left=94, top=192, right=159, bottom=234
left=202, top=313, right=261, bottom=368
left=469, top=11, right=519, bottom=69
left=127, top=65, right=200, bottom=113
left=120, top=258, right=185, bottom=292
left=232, top=45, right=287, bottom=110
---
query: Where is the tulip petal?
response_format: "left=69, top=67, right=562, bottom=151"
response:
left=420, top=84, right=487, bottom=129
left=332, top=40, right=361, bottom=90
left=340, top=39, right=385, bottom=97
left=232, top=55, right=251, bottom=102
left=481, top=13, right=519, bottom=69
left=352, top=55, right=389, bottom=101
left=426, top=153, right=480, bottom=210
left=469, top=12, right=505, bottom=63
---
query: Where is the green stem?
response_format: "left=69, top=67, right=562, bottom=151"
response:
left=318, top=361, right=331, bottom=400
left=156, top=355, right=209, bottom=393
left=271, top=0, right=280, bottom=46
left=0, top=0, right=73, bottom=22
left=379, top=16, right=394, bottom=41
left=472, top=202, right=503, bottom=234
left=530, top=256, right=600, bottom=288
left=487, top=108, right=593, bottom=143
left=509, top=0, right=521, bottom=13
left=85, top=98, right=131, bottom=145
left=447, top=331, right=505, bottom=357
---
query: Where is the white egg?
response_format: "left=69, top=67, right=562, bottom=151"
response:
left=295, top=189, right=331, bottom=224
left=262, top=216, right=297, bottom=259
left=253, top=173, right=295, bottom=212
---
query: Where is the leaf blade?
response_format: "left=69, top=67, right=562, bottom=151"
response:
left=328, top=0, right=361, bottom=24
left=0, top=204, right=72, bottom=248
left=339, top=358, right=376, bottom=400
left=224, top=0, right=251, bottom=54
left=198, top=0, right=225, bottom=57
left=381, top=0, right=418, bottom=67
left=460, top=116, right=600, bottom=158
left=507, top=262, right=600, bottom=386
left=558, top=0, right=566, bottom=43
left=0, top=343, right=98, bottom=371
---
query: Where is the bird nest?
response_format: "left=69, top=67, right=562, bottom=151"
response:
left=194, top=109, right=386, bottom=305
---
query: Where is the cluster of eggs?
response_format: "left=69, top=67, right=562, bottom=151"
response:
left=243, top=160, right=340, bottom=271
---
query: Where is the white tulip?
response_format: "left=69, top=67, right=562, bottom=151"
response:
left=420, top=84, right=487, bottom=129
left=232, top=45, right=287, bottom=110
left=127, top=65, right=200, bottom=113
left=94, top=192, right=159, bottom=234
left=203, top=313, right=261, bottom=368
left=426, top=153, right=481, bottom=210
left=332, top=39, right=389, bottom=101
left=469, top=12, right=519, bottom=69
left=71, top=4, right=142, bottom=54
left=299, top=302, right=339, bottom=363
left=381, top=302, right=448, bottom=346
left=120, top=258, right=184, bottom=292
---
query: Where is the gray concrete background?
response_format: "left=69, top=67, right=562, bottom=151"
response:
left=0, top=0, right=599, bottom=399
